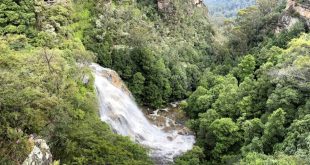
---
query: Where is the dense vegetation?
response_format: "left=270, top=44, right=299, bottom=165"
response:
left=83, top=0, right=217, bottom=108
left=0, top=0, right=309, bottom=164
left=204, top=0, right=256, bottom=18
left=175, top=0, right=310, bottom=164
left=178, top=34, right=310, bottom=164
left=0, top=0, right=151, bottom=164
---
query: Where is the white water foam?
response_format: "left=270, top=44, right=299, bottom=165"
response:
left=91, top=63, right=195, bottom=163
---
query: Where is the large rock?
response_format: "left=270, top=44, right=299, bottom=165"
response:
left=157, top=0, right=171, bottom=10
left=286, top=0, right=310, bottom=26
left=192, top=0, right=203, bottom=7
left=275, top=12, right=300, bottom=33
left=90, top=63, right=132, bottom=96
left=23, top=137, right=52, bottom=165
left=287, top=0, right=310, bottom=18
left=276, top=0, right=310, bottom=33
left=82, top=75, right=90, bottom=85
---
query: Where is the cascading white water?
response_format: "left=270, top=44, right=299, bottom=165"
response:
left=91, top=63, right=195, bottom=164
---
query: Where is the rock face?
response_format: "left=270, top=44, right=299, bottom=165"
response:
left=276, top=12, right=300, bottom=33
left=145, top=101, right=193, bottom=136
left=276, top=0, right=310, bottom=33
left=82, top=75, right=90, bottom=85
left=286, top=0, right=310, bottom=27
left=23, top=138, right=52, bottom=165
left=90, top=63, right=132, bottom=96
left=286, top=0, right=310, bottom=19
left=192, top=0, right=203, bottom=7
left=157, top=0, right=171, bottom=10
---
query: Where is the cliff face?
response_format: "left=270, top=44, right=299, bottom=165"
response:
left=286, top=0, right=310, bottom=27
left=90, top=63, right=132, bottom=96
left=287, top=0, right=310, bottom=19
left=99, top=68, right=131, bottom=95
left=276, top=12, right=301, bottom=33
left=192, top=0, right=204, bottom=7
left=276, top=0, right=310, bottom=33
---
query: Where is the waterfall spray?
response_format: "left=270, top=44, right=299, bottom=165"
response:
left=91, top=63, right=195, bottom=164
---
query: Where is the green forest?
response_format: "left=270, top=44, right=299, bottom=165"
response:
left=0, top=0, right=309, bottom=164
left=204, top=0, right=256, bottom=18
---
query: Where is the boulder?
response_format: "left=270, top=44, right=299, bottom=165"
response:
left=82, top=75, right=90, bottom=85
left=157, top=0, right=171, bottom=10
left=276, top=0, right=310, bottom=33
left=192, top=0, right=203, bottom=7
left=275, top=12, right=300, bottom=33
left=90, top=63, right=132, bottom=97
left=286, top=0, right=310, bottom=26
left=23, top=137, right=52, bottom=165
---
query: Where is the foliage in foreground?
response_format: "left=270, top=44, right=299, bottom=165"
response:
left=0, top=0, right=152, bottom=164
left=1, top=0, right=309, bottom=164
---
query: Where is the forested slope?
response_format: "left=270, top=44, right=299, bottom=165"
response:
left=0, top=0, right=309, bottom=164
left=0, top=0, right=216, bottom=164
left=177, top=33, right=310, bottom=164
left=175, top=0, right=310, bottom=164
left=0, top=1, right=152, bottom=164
left=83, top=0, right=217, bottom=108
left=204, top=0, right=256, bottom=17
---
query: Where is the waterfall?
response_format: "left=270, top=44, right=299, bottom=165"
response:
left=91, top=63, right=195, bottom=164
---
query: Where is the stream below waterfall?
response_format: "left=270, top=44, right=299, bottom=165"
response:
left=91, top=63, right=195, bottom=164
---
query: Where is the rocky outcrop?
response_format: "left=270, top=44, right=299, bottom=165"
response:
left=145, top=101, right=193, bottom=136
left=275, top=12, right=300, bottom=33
left=100, top=68, right=129, bottom=93
left=23, top=137, right=52, bottom=165
left=157, top=0, right=171, bottom=10
left=82, top=75, right=90, bottom=85
left=286, top=0, right=310, bottom=27
left=287, top=0, right=310, bottom=19
left=90, top=63, right=132, bottom=96
left=276, top=0, right=310, bottom=33
left=192, top=0, right=204, bottom=7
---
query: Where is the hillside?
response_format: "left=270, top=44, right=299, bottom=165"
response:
left=204, top=0, right=256, bottom=17
left=83, top=0, right=215, bottom=108
left=0, top=0, right=309, bottom=164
